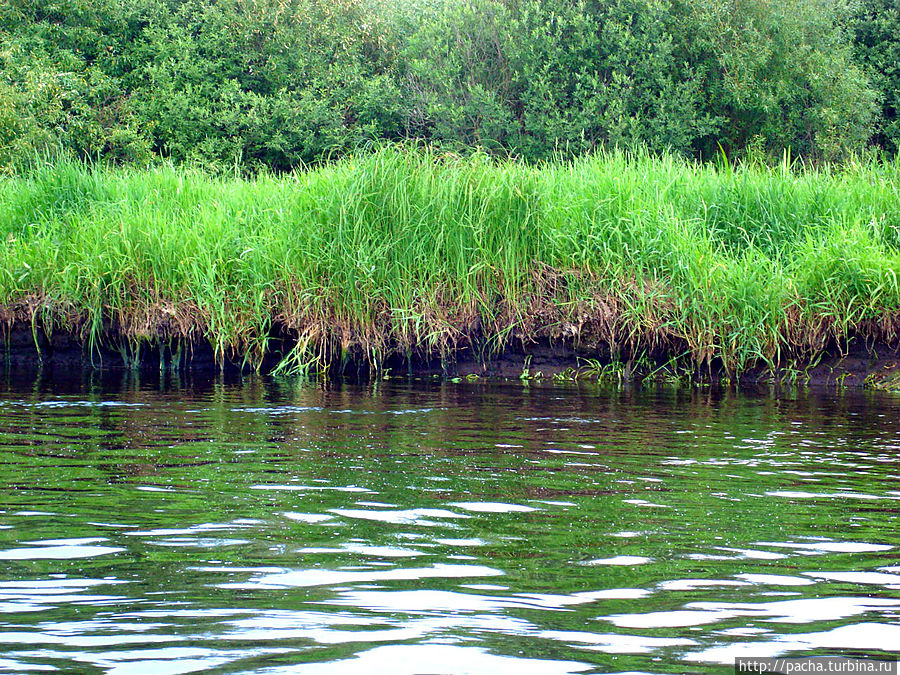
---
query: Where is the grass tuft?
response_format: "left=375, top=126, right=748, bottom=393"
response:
left=1, top=146, right=899, bottom=375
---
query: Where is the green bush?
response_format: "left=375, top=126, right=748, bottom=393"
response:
left=683, top=0, right=878, bottom=161
left=403, top=0, right=878, bottom=162
left=507, top=0, right=720, bottom=158
left=0, top=0, right=887, bottom=170
left=125, top=0, right=408, bottom=170
left=0, top=0, right=153, bottom=171
left=402, top=0, right=721, bottom=160
left=851, top=0, right=900, bottom=153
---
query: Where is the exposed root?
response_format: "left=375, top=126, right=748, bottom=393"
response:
left=3, top=268, right=900, bottom=377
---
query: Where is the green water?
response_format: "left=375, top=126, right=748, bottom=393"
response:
left=0, top=374, right=898, bottom=674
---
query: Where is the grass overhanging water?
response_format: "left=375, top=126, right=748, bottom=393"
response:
left=1, top=146, right=899, bottom=377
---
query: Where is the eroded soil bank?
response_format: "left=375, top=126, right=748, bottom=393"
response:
left=4, top=322, right=898, bottom=390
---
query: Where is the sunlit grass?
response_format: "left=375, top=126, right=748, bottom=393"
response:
left=1, top=146, right=899, bottom=375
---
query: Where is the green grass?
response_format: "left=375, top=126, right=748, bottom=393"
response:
left=1, top=146, right=899, bottom=375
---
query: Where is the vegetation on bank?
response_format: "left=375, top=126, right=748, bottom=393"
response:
left=2, top=0, right=898, bottom=173
left=1, top=147, right=899, bottom=376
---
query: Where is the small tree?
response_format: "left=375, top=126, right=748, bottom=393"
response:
left=682, top=0, right=878, bottom=161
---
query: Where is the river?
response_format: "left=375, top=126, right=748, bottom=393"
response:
left=0, top=373, right=898, bottom=673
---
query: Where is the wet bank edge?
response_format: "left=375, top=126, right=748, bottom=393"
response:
left=3, top=322, right=899, bottom=390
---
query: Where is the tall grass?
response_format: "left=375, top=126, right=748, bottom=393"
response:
left=1, top=146, right=899, bottom=374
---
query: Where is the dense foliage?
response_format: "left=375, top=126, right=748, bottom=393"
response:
left=0, top=0, right=895, bottom=172
left=851, top=0, right=900, bottom=154
left=2, top=147, right=899, bottom=374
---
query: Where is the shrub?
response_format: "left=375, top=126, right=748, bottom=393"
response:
left=851, top=0, right=900, bottom=153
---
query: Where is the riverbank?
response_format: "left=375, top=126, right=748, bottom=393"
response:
left=2, top=147, right=899, bottom=383
left=3, top=321, right=899, bottom=390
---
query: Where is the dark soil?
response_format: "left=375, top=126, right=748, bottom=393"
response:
left=3, top=322, right=899, bottom=389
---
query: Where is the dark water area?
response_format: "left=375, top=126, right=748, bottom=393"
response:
left=0, top=371, right=898, bottom=674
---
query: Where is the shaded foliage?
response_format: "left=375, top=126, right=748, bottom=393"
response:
left=680, top=0, right=878, bottom=161
left=0, top=0, right=893, bottom=172
left=851, top=0, right=900, bottom=153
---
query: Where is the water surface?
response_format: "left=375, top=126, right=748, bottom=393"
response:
left=0, top=374, right=898, bottom=673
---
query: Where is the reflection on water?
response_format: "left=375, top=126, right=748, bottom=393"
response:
left=0, top=372, right=898, bottom=673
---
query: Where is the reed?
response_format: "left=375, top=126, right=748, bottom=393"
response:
left=2, top=146, right=898, bottom=375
